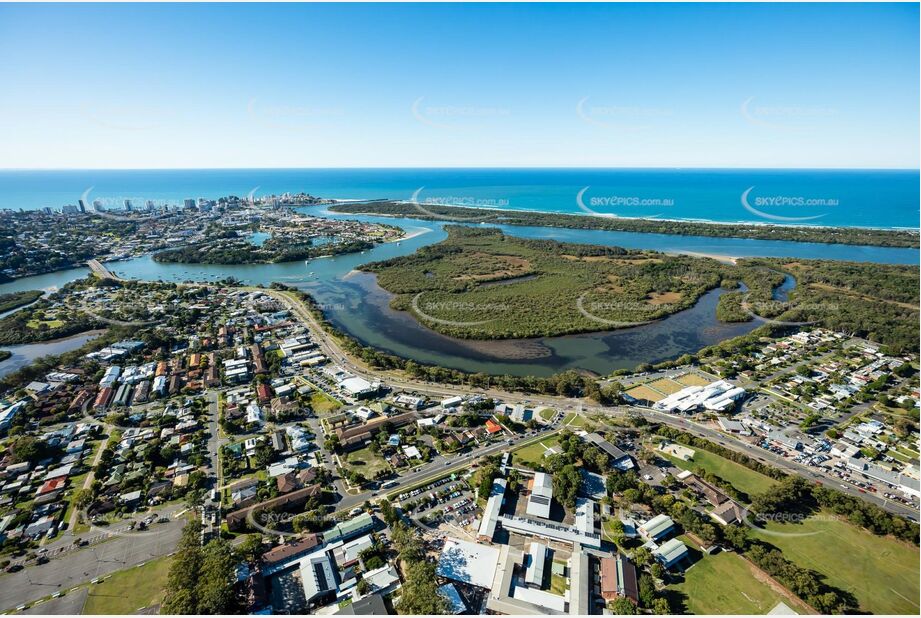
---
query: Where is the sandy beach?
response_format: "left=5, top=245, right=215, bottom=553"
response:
left=668, top=250, right=739, bottom=264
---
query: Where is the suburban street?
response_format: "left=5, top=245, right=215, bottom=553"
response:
left=268, top=288, right=921, bottom=520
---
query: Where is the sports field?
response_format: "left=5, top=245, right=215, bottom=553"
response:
left=751, top=512, right=920, bottom=615
left=669, top=545, right=809, bottom=615
left=82, top=556, right=172, bottom=614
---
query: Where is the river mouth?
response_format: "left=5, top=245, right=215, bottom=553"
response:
left=0, top=208, right=907, bottom=378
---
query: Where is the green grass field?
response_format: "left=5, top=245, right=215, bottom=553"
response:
left=512, top=436, right=561, bottom=469
left=660, top=445, right=777, bottom=499
left=539, top=408, right=556, bottom=421
left=669, top=547, right=804, bottom=615
left=341, top=446, right=391, bottom=477
left=561, top=412, right=586, bottom=428
left=751, top=512, right=920, bottom=614
left=310, top=390, right=342, bottom=414
left=82, top=556, right=172, bottom=614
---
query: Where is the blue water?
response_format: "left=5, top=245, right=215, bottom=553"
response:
left=0, top=168, right=918, bottom=229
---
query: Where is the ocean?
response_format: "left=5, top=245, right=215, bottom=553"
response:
left=0, top=168, right=917, bottom=229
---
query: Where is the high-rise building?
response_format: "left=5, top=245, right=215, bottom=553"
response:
left=77, top=199, right=87, bottom=213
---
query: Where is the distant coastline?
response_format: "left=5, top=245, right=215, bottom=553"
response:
left=328, top=201, right=920, bottom=248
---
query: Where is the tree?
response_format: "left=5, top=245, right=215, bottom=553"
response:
left=650, top=563, right=666, bottom=580
left=237, top=534, right=264, bottom=564
left=651, top=597, right=672, bottom=614
left=552, top=464, right=581, bottom=509
left=10, top=436, right=52, bottom=464
left=632, top=547, right=652, bottom=567
left=609, top=598, right=638, bottom=614
left=73, top=488, right=94, bottom=511
left=196, top=538, right=238, bottom=614
left=162, top=521, right=237, bottom=614
left=397, top=561, right=447, bottom=615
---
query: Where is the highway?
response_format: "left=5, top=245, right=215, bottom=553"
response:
left=266, top=288, right=921, bottom=521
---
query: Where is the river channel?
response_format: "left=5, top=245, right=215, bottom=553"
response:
left=0, top=210, right=917, bottom=377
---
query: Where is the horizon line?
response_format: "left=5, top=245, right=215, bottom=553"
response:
left=0, top=165, right=918, bottom=172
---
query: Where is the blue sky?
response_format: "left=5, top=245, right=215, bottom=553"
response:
left=0, top=2, right=917, bottom=169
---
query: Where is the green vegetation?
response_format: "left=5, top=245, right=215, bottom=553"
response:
left=0, top=289, right=43, bottom=312
left=0, top=299, right=98, bottom=345
left=561, top=411, right=587, bottom=428
left=511, top=436, right=561, bottom=468
left=549, top=564, right=568, bottom=595
left=274, top=284, right=625, bottom=403
left=309, top=390, right=342, bottom=414
left=750, top=513, right=920, bottom=614
left=739, top=258, right=920, bottom=353
left=390, top=522, right=448, bottom=615
left=82, top=556, right=173, bottom=614
left=330, top=200, right=920, bottom=248
left=161, top=521, right=239, bottom=614
left=363, top=225, right=760, bottom=339
left=659, top=444, right=778, bottom=498
left=155, top=235, right=376, bottom=265
left=667, top=543, right=804, bottom=615
left=341, top=446, right=391, bottom=479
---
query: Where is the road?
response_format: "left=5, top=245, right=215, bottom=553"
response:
left=266, top=288, right=920, bottom=520
left=205, top=390, right=223, bottom=505
left=66, top=427, right=112, bottom=534
left=635, top=406, right=920, bottom=519
left=85, top=259, right=120, bottom=281
left=0, top=513, right=185, bottom=613
left=335, top=429, right=560, bottom=511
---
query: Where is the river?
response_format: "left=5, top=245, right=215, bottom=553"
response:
left=0, top=210, right=917, bottom=377
left=0, top=332, right=104, bottom=379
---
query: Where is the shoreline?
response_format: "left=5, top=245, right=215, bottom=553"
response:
left=668, top=250, right=739, bottom=265
left=388, top=226, right=432, bottom=243
left=385, top=199, right=920, bottom=234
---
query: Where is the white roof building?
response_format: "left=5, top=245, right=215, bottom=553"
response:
left=526, top=472, right=553, bottom=519
left=436, top=538, right=500, bottom=589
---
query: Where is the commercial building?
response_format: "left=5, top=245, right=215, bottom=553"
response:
left=436, top=537, right=500, bottom=590
left=527, top=472, right=553, bottom=519
left=600, top=554, right=639, bottom=604
left=638, top=514, right=675, bottom=542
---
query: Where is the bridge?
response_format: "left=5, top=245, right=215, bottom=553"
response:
left=86, top=258, right=121, bottom=281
